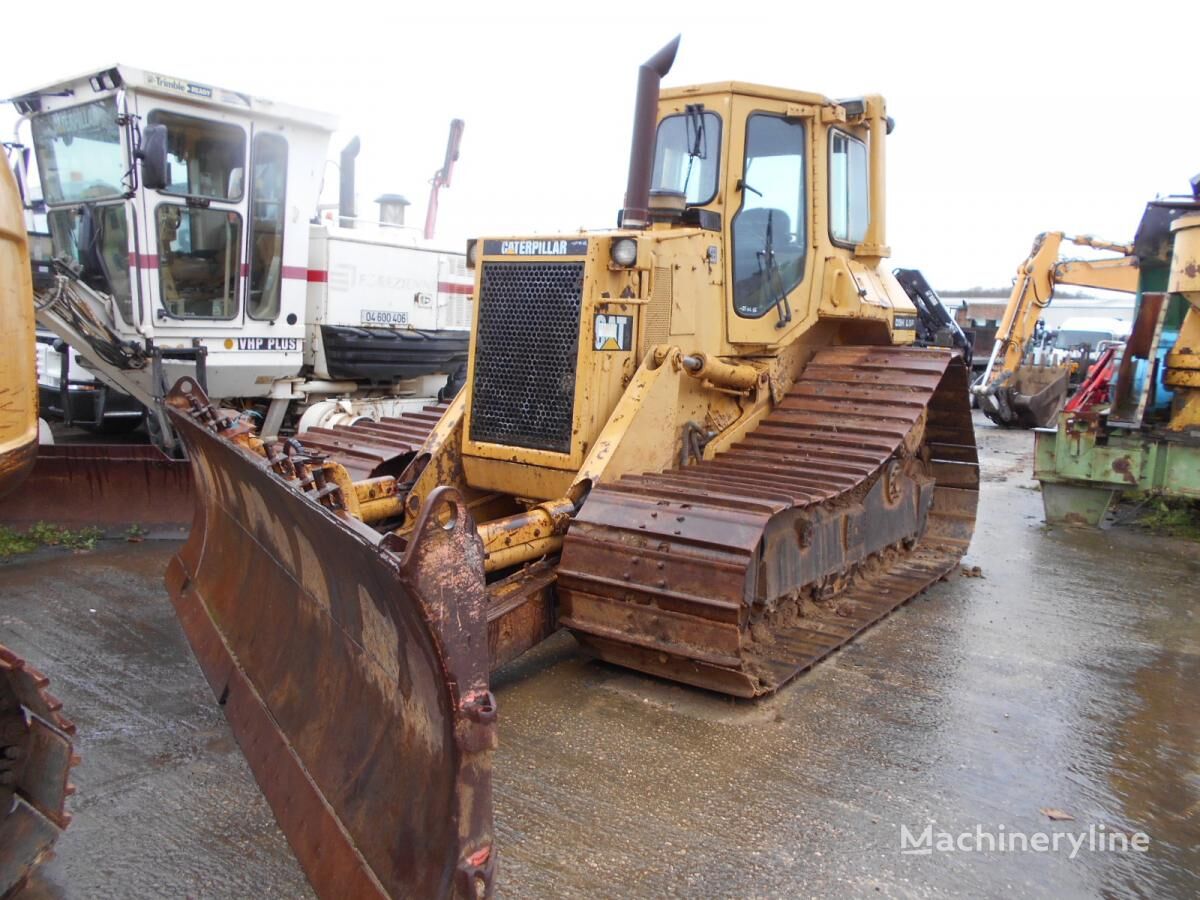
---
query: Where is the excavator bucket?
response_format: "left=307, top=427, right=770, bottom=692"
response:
left=162, top=379, right=496, bottom=899
left=1009, top=364, right=1070, bottom=428
left=0, top=645, right=76, bottom=897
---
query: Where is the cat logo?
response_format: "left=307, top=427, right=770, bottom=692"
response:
left=594, top=314, right=633, bottom=351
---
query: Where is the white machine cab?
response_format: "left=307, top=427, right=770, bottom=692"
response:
left=10, top=65, right=470, bottom=448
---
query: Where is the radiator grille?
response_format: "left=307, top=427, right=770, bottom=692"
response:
left=469, top=261, right=584, bottom=453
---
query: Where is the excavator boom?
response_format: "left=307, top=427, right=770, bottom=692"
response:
left=974, top=232, right=1137, bottom=427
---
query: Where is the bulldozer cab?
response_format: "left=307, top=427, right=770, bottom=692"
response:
left=651, top=84, right=902, bottom=344
left=458, top=81, right=918, bottom=501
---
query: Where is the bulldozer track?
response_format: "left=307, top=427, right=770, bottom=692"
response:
left=297, top=403, right=450, bottom=479
left=0, top=645, right=77, bottom=897
left=557, top=346, right=978, bottom=697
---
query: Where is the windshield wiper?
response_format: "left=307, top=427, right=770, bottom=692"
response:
left=685, top=104, right=707, bottom=158
left=756, top=209, right=792, bottom=329
left=681, top=103, right=708, bottom=198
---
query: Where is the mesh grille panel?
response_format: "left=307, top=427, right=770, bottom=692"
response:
left=469, top=261, right=584, bottom=453
left=645, top=266, right=673, bottom=348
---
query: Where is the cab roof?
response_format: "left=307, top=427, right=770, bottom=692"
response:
left=10, top=64, right=337, bottom=132
left=660, top=81, right=834, bottom=107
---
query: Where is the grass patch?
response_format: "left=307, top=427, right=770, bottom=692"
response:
left=1135, top=498, right=1200, bottom=541
left=0, top=522, right=106, bottom=558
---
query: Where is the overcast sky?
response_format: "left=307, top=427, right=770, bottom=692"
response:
left=3, top=0, right=1195, bottom=290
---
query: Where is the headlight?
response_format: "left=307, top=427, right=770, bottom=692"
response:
left=466, top=239, right=479, bottom=268
left=610, top=238, right=637, bottom=267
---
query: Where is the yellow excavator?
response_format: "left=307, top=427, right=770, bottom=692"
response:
left=163, top=38, right=979, bottom=898
left=972, top=232, right=1138, bottom=427
left=0, top=162, right=77, bottom=897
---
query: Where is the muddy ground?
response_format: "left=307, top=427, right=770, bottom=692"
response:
left=3, top=414, right=1198, bottom=898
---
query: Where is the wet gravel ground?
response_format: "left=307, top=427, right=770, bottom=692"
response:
left=3, top=413, right=1198, bottom=898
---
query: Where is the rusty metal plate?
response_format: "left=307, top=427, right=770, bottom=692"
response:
left=0, top=444, right=192, bottom=535
left=0, top=439, right=36, bottom=504
left=164, top=384, right=495, bottom=899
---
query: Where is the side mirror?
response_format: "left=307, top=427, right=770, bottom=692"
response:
left=138, top=124, right=169, bottom=190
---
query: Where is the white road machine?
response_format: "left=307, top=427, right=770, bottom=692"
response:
left=10, top=65, right=470, bottom=449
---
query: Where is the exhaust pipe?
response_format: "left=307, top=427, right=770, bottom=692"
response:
left=620, top=35, right=681, bottom=229
left=338, top=136, right=361, bottom=228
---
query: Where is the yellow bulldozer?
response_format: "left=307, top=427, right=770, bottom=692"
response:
left=0, top=162, right=77, bottom=897
left=163, top=38, right=979, bottom=898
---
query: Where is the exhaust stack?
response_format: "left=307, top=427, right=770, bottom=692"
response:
left=338, top=136, right=361, bottom=228
left=620, top=36, right=681, bottom=229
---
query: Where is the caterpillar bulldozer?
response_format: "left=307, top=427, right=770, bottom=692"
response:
left=0, top=162, right=77, bottom=897
left=972, top=232, right=1138, bottom=427
left=163, top=38, right=979, bottom=898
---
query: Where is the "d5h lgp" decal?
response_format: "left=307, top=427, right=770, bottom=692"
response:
left=594, top=313, right=633, bottom=351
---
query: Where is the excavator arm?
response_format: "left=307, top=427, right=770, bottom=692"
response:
left=974, top=232, right=1137, bottom=426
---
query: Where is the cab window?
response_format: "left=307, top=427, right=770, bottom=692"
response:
left=156, top=205, right=242, bottom=318
left=731, top=114, right=806, bottom=318
left=47, top=204, right=134, bottom=324
left=830, top=131, right=868, bottom=244
left=247, top=134, right=288, bottom=320
left=651, top=109, right=722, bottom=205
left=31, top=98, right=125, bottom=205
left=147, top=110, right=245, bottom=202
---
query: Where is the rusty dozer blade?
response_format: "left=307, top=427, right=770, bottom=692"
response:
left=0, top=444, right=193, bottom=537
left=163, top=379, right=496, bottom=899
left=0, top=645, right=77, bottom=898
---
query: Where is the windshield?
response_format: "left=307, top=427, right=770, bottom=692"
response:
left=650, top=110, right=721, bottom=205
left=31, top=98, right=125, bottom=206
left=1055, top=330, right=1112, bottom=349
left=732, top=114, right=807, bottom=318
